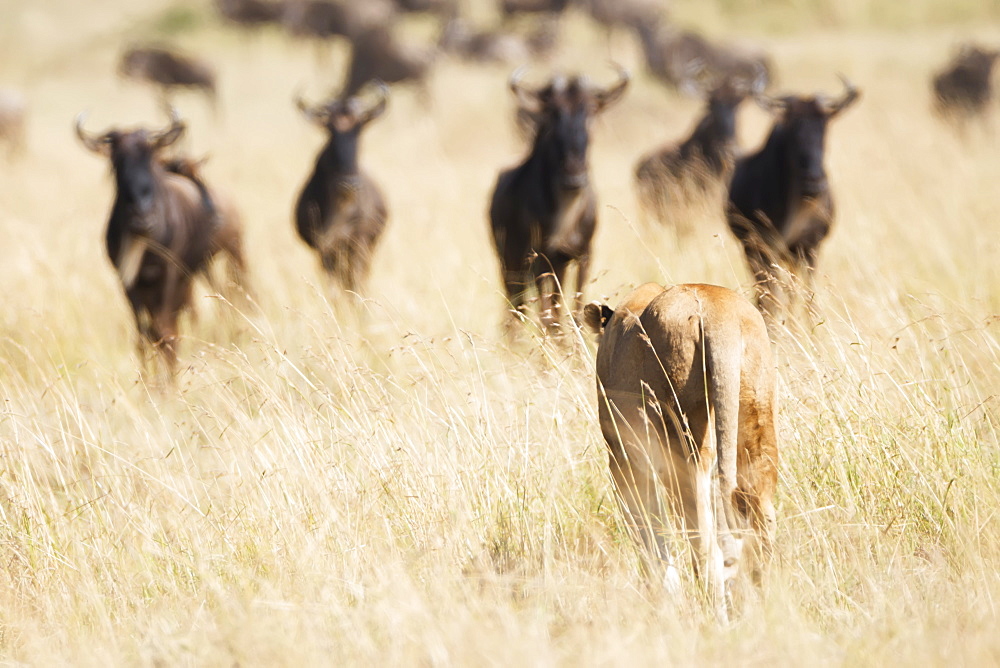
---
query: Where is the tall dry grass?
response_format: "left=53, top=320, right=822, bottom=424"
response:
left=1, top=0, right=1000, bottom=664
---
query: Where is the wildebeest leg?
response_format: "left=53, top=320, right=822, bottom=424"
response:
left=153, top=271, right=191, bottom=372
left=497, top=259, right=531, bottom=334
left=748, top=250, right=786, bottom=328
left=537, top=254, right=570, bottom=335
left=351, top=241, right=379, bottom=296
left=222, top=236, right=250, bottom=298
left=797, top=247, right=821, bottom=321
left=127, top=295, right=154, bottom=367
left=319, top=247, right=349, bottom=295
left=145, top=308, right=177, bottom=372
left=338, top=245, right=358, bottom=295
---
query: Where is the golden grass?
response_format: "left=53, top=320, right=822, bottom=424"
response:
left=1, top=0, right=1000, bottom=664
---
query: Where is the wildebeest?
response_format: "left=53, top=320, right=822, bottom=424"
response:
left=489, top=67, right=629, bottom=335
left=583, top=282, right=778, bottom=622
left=438, top=17, right=553, bottom=65
left=932, top=43, right=1000, bottom=122
left=215, top=0, right=285, bottom=27
left=159, top=156, right=249, bottom=297
left=390, top=0, right=455, bottom=16
left=634, top=77, right=753, bottom=232
left=580, top=0, right=661, bottom=35
left=342, top=25, right=434, bottom=98
left=119, top=46, right=218, bottom=111
left=725, top=76, right=860, bottom=319
left=0, top=88, right=26, bottom=158
left=293, top=85, right=389, bottom=292
left=630, top=19, right=771, bottom=95
left=281, top=0, right=371, bottom=40
left=75, top=109, right=247, bottom=370
left=499, top=0, right=570, bottom=20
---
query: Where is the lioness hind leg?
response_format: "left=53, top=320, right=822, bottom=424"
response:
left=694, top=456, right=728, bottom=622
left=608, top=448, right=690, bottom=595
left=733, top=486, right=776, bottom=587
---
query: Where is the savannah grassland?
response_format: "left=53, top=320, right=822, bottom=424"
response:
left=1, top=0, right=1000, bottom=664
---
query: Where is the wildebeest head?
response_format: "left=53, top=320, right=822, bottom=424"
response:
left=953, top=44, right=1000, bottom=80
left=510, top=66, right=629, bottom=189
left=755, top=75, right=859, bottom=197
left=76, top=109, right=186, bottom=232
left=698, top=76, right=758, bottom=142
left=933, top=44, right=1000, bottom=114
left=296, top=83, right=388, bottom=174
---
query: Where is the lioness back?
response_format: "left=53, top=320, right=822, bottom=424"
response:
left=594, top=283, right=770, bottom=406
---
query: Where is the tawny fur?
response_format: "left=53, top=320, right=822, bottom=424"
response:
left=585, top=283, right=778, bottom=620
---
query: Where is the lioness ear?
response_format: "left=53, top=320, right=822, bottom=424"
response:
left=583, top=302, right=613, bottom=334
left=600, top=305, right=614, bottom=328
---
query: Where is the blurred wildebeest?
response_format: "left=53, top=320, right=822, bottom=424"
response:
left=215, top=0, right=284, bottom=27
left=634, top=76, right=754, bottom=232
left=932, top=43, right=1000, bottom=122
left=119, top=46, right=218, bottom=112
left=726, top=76, right=860, bottom=320
left=584, top=282, right=778, bottom=622
left=342, top=25, right=434, bottom=97
left=160, top=156, right=249, bottom=297
left=630, top=19, right=771, bottom=95
left=294, top=85, right=389, bottom=292
left=580, top=0, right=661, bottom=36
left=391, top=0, right=455, bottom=16
left=75, top=109, right=247, bottom=370
left=438, top=17, right=553, bottom=65
left=0, top=88, right=26, bottom=158
left=499, top=0, right=570, bottom=19
left=281, top=0, right=374, bottom=40
left=489, top=67, right=629, bottom=335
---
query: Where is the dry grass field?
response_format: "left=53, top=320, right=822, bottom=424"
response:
left=2, top=0, right=1000, bottom=664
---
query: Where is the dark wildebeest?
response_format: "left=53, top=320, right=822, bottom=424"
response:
left=119, top=46, right=218, bottom=112
left=391, top=0, right=455, bottom=16
left=342, top=25, right=434, bottom=98
left=634, top=77, right=754, bottom=232
left=294, top=85, right=389, bottom=292
left=499, top=0, right=570, bottom=20
left=580, top=0, right=660, bottom=36
left=215, top=0, right=285, bottom=27
left=76, top=109, right=247, bottom=370
left=0, top=88, right=26, bottom=158
left=725, top=76, right=860, bottom=320
left=932, top=43, right=1000, bottom=123
left=159, top=156, right=249, bottom=297
left=281, top=0, right=367, bottom=39
left=489, top=68, right=629, bottom=335
left=630, top=19, right=771, bottom=95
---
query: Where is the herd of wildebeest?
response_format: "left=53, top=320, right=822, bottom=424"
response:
left=3, top=0, right=999, bottom=621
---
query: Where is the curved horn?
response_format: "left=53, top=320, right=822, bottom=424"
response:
left=294, top=89, right=328, bottom=125
left=748, top=60, right=769, bottom=97
left=595, top=62, right=630, bottom=111
left=74, top=112, right=111, bottom=154
left=361, top=80, right=389, bottom=124
left=151, top=106, right=185, bottom=149
left=508, top=66, right=540, bottom=112
left=754, top=93, right=788, bottom=116
left=823, top=74, right=860, bottom=117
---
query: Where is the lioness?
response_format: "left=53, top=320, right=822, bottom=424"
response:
left=584, top=283, right=778, bottom=620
